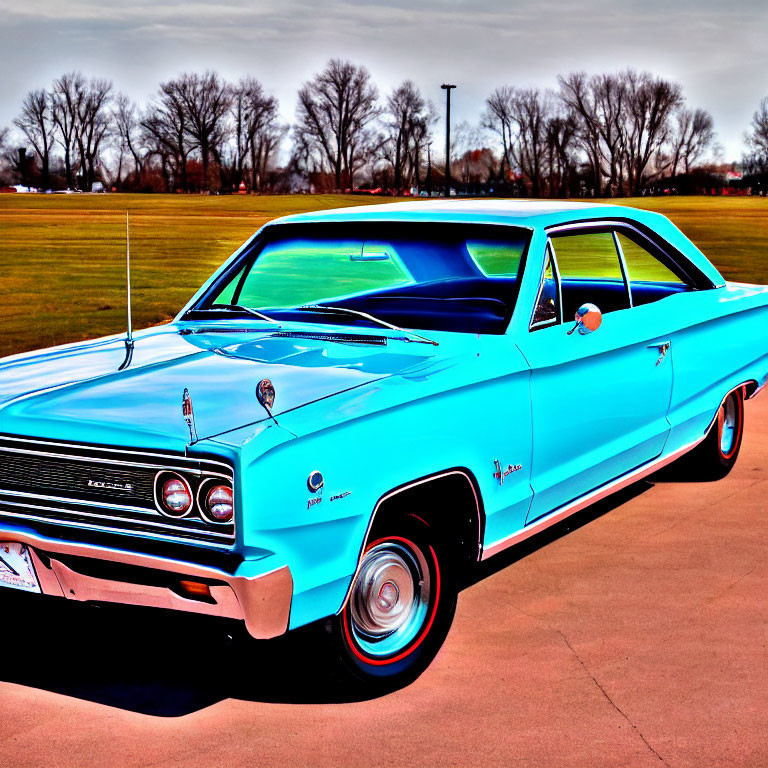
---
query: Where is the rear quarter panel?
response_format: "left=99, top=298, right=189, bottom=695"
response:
left=665, top=282, right=768, bottom=450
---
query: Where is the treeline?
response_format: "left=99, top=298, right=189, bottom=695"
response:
left=2, top=59, right=768, bottom=196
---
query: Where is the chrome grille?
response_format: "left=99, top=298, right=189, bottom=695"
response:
left=0, top=435, right=235, bottom=549
left=0, top=452, right=155, bottom=506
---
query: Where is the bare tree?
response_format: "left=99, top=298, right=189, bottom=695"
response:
left=545, top=112, right=578, bottom=197
left=14, top=89, right=57, bottom=189
left=747, top=97, right=768, bottom=160
left=52, top=72, right=85, bottom=188
left=114, top=93, right=145, bottom=184
left=621, top=70, right=682, bottom=194
left=383, top=81, right=433, bottom=191
left=669, top=107, right=715, bottom=175
left=75, top=78, right=112, bottom=189
left=483, top=86, right=516, bottom=178
left=295, top=59, right=380, bottom=189
left=486, top=86, right=578, bottom=196
left=0, top=127, right=13, bottom=185
left=558, top=73, right=605, bottom=193
left=142, top=79, right=194, bottom=191
left=231, top=78, right=281, bottom=191
left=174, top=72, right=231, bottom=190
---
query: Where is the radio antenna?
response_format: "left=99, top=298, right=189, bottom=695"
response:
left=118, top=210, right=134, bottom=371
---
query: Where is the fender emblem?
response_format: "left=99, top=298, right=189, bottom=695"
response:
left=307, top=497, right=322, bottom=510
left=494, top=460, right=522, bottom=486
left=330, top=492, right=351, bottom=502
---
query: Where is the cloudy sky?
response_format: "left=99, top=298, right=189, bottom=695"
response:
left=1, top=0, right=766, bottom=160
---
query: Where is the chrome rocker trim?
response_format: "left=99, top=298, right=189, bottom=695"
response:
left=0, top=526, right=292, bottom=639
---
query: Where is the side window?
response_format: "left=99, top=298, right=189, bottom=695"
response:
left=616, top=232, right=689, bottom=307
left=550, top=231, right=630, bottom=319
left=531, top=244, right=560, bottom=330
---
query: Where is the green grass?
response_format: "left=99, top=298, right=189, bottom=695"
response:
left=0, top=194, right=766, bottom=358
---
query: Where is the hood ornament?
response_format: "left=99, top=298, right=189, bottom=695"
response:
left=182, top=388, right=198, bottom=444
left=256, top=379, right=277, bottom=423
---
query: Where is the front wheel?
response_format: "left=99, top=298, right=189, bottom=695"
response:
left=333, top=515, right=457, bottom=688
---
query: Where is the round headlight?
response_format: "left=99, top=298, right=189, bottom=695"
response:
left=205, top=485, right=234, bottom=522
left=161, top=476, right=192, bottom=516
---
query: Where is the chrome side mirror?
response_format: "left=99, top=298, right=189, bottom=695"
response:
left=567, top=303, right=602, bottom=336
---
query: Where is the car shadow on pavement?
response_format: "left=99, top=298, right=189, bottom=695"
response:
left=0, top=481, right=655, bottom=717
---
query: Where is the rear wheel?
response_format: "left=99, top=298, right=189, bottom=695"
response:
left=674, top=388, right=745, bottom=480
left=332, top=514, right=457, bottom=689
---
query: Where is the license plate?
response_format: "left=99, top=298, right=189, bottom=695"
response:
left=0, top=542, right=41, bottom=594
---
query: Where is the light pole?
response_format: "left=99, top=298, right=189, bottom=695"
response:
left=441, top=83, right=456, bottom=196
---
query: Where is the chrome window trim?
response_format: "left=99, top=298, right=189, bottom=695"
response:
left=545, top=219, right=712, bottom=289
left=529, top=240, right=562, bottom=331
left=548, top=227, right=631, bottom=313
left=612, top=230, right=634, bottom=307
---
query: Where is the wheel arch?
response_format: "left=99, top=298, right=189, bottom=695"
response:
left=337, top=468, right=484, bottom=615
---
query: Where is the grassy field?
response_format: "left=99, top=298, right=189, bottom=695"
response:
left=0, top=193, right=766, bottom=358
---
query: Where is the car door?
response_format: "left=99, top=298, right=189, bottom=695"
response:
left=516, top=225, right=674, bottom=524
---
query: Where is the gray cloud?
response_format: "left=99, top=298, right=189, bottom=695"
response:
left=0, top=0, right=765, bottom=160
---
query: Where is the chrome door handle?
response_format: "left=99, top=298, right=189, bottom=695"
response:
left=648, top=341, right=671, bottom=365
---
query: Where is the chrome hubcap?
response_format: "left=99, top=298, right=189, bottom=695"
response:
left=349, top=541, right=430, bottom=657
left=720, top=396, right=737, bottom=454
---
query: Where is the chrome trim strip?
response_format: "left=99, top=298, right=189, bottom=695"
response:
left=0, top=499, right=234, bottom=539
left=336, top=469, right=482, bottom=615
left=0, top=434, right=233, bottom=473
left=544, top=219, right=711, bottom=289
left=0, top=508, right=235, bottom=547
left=0, top=487, right=159, bottom=515
left=0, top=444, right=232, bottom=477
left=612, top=229, right=633, bottom=307
left=481, top=381, right=755, bottom=561
left=481, top=439, right=698, bottom=560
left=0, top=526, right=292, bottom=639
left=529, top=239, right=562, bottom=331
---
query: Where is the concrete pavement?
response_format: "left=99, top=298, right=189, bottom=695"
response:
left=1, top=393, right=766, bottom=767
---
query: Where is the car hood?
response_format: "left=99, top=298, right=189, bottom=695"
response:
left=0, top=326, right=436, bottom=450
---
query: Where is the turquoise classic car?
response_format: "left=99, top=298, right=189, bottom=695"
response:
left=1, top=200, right=767, bottom=687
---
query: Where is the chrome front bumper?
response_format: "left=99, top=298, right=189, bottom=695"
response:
left=0, top=526, right=292, bottom=639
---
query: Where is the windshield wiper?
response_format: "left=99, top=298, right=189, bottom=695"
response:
left=297, top=304, right=439, bottom=346
left=197, top=304, right=279, bottom=324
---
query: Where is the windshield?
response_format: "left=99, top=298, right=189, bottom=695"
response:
left=190, top=222, right=530, bottom=334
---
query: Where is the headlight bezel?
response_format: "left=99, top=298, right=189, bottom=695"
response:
left=154, top=470, right=235, bottom=525
left=155, top=472, right=194, bottom=518
left=197, top=478, right=235, bottom=524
